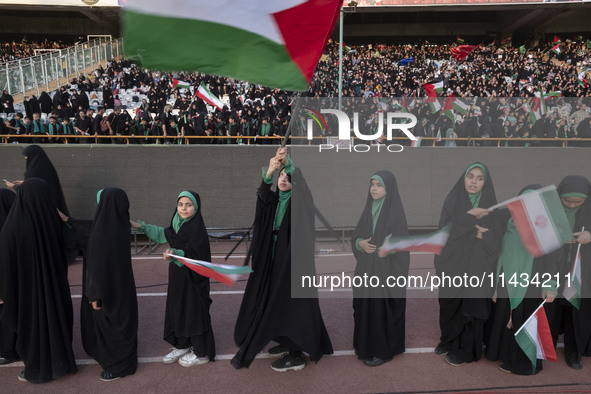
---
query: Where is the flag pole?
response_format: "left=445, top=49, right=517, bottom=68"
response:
left=514, top=299, right=547, bottom=337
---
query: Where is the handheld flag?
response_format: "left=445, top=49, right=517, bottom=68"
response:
left=196, top=83, right=224, bottom=110
left=123, top=0, right=344, bottom=91
left=514, top=300, right=558, bottom=374
left=378, top=226, right=450, bottom=256
left=562, top=230, right=583, bottom=309
left=168, top=254, right=253, bottom=287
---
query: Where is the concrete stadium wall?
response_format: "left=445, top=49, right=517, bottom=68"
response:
left=1, top=145, right=590, bottom=229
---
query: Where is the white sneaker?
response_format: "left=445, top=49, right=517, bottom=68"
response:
left=178, top=351, right=209, bottom=367
left=163, top=348, right=191, bottom=364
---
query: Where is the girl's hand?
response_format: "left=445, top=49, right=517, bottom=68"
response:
left=359, top=237, right=376, bottom=254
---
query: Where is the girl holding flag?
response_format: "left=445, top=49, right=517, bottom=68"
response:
left=551, top=175, right=591, bottom=370
left=131, top=191, right=215, bottom=367
left=434, top=163, right=502, bottom=366
left=351, top=170, right=410, bottom=367
left=486, top=184, right=561, bottom=375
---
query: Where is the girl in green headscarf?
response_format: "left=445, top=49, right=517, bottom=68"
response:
left=131, top=190, right=215, bottom=368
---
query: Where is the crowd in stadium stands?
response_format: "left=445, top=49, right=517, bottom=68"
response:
left=1, top=37, right=590, bottom=145
left=0, top=39, right=72, bottom=63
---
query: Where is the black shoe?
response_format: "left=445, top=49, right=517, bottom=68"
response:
left=268, top=345, right=289, bottom=357
left=566, top=352, right=583, bottom=370
left=17, top=370, right=27, bottom=382
left=271, top=353, right=306, bottom=372
left=434, top=343, right=450, bottom=356
left=0, top=357, right=18, bottom=365
left=363, top=357, right=392, bottom=367
left=99, top=371, right=120, bottom=382
left=498, top=363, right=512, bottom=374
left=446, top=353, right=465, bottom=367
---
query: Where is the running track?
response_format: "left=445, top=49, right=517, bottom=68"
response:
left=1, top=241, right=590, bottom=393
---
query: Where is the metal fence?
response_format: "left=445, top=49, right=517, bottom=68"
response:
left=0, top=37, right=123, bottom=98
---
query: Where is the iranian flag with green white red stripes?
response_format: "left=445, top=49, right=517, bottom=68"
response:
left=123, top=0, right=343, bottom=91
left=489, top=185, right=571, bottom=258
left=196, top=83, right=224, bottom=110
left=514, top=301, right=557, bottom=375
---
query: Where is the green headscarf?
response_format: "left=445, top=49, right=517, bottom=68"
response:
left=96, top=189, right=104, bottom=205
left=172, top=191, right=198, bottom=233
left=370, top=175, right=386, bottom=232
left=465, top=163, right=487, bottom=208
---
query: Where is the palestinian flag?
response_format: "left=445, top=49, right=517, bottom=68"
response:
left=426, top=92, right=442, bottom=114
left=514, top=301, right=558, bottom=374
left=123, top=0, right=343, bottom=91
left=551, top=44, right=561, bottom=55
left=553, top=35, right=561, bottom=44
left=171, top=78, right=191, bottom=89
left=424, top=81, right=443, bottom=96
left=410, top=137, right=422, bottom=147
left=456, top=35, right=465, bottom=44
left=443, top=95, right=455, bottom=123
left=450, top=44, right=479, bottom=62
left=562, top=244, right=582, bottom=310
left=489, top=185, right=572, bottom=258
left=196, top=82, right=224, bottom=110
left=453, top=98, right=469, bottom=115
left=169, top=254, right=253, bottom=287
left=378, top=226, right=451, bottom=257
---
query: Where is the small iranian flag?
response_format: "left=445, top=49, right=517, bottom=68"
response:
left=196, top=83, right=224, bottom=110
left=551, top=44, right=561, bottom=55
left=169, top=254, right=253, bottom=287
left=489, top=185, right=572, bottom=258
left=171, top=78, right=191, bottom=89
left=410, top=137, right=422, bottom=147
left=424, top=81, right=443, bottom=96
left=562, top=240, right=583, bottom=310
left=123, top=0, right=343, bottom=91
left=378, top=226, right=450, bottom=257
left=514, top=300, right=558, bottom=374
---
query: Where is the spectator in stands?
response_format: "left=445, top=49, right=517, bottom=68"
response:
left=92, top=106, right=106, bottom=144
left=46, top=116, right=60, bottom=143
left=39, top=91, right=52, bottom=116
left=28, top=113, right=46, bottom=143
left=1, top=90, right=14, bottom=114
left=74, top=110, right=92, bottom=143
left=24, top=94, right=41, bottom=119
left=59, top=118, right=75, bottom=143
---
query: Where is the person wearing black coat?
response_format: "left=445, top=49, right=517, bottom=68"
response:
left=351, top=171, right=410, bottom=367
left=65, top=188, right=138, bottom=381
left=231, top=148, right=333, bottom=372
left=39, top=91, right=52, bottom=116
left=1, top=90, right=15, bottom=114
left=0, top=189, right=17, bottom=365
left=0, top=178, right=77, bottom=383
left=434, top=163, right=502, bottom=366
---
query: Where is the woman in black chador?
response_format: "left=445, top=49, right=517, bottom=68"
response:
left=5, top=145, right=78, bottom=262
left=351, top=171, right=410, bottom=367
left=232, top=147, right=333, bottom=372
left=131, top=191, right=215, bottom=367
left=0, top=178, right=77, bottom=383
left=434, top=163, right=501, bottom=366
left=74, top=188, right=138, bottom=381
left=0, top=189, right=17, bottom=365
left=486, top=184, right=561, bottom=375
left=550, top=175, right=591, bottom=370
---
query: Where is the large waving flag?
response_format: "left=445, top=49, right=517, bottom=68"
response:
left=424, top=81, right=443, bottom=96
left=123, top=0, right=343, bottom=91
left=169, top=254, right=253, bottom=287
left=514, top=300, right=558, bottom=374
left=450, top=44, right=478, bottom=62
left=196, top=83, right=224, bottom=110
left=489, top=185, right=572, bottom=258
left=562, top=240, right=583, bottom=309
left=378, top=226, right=450, bottom=257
